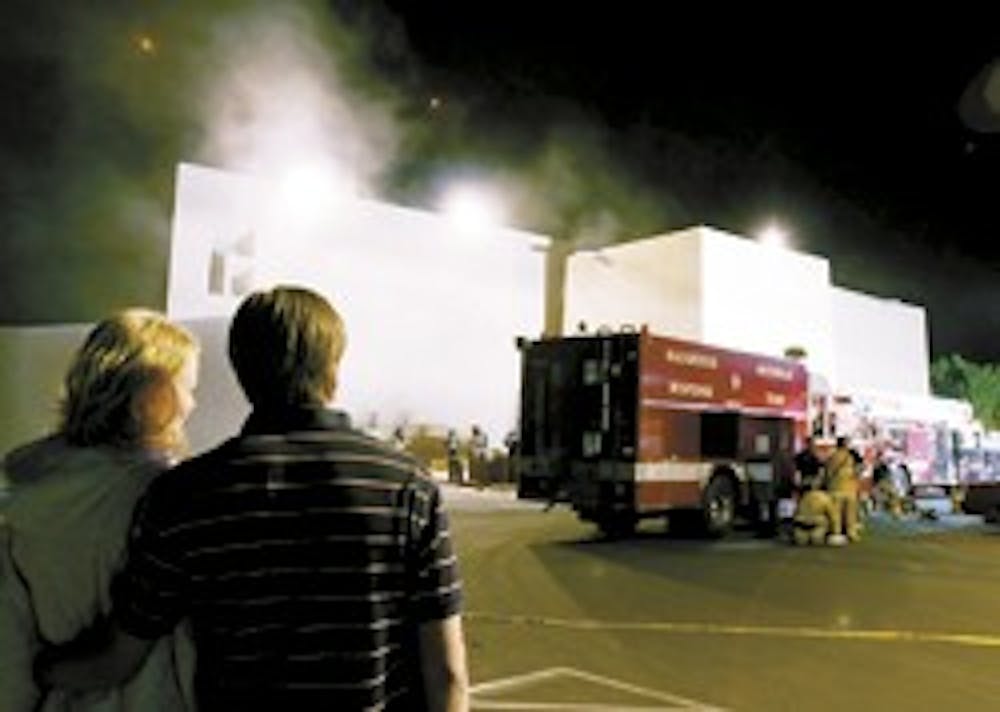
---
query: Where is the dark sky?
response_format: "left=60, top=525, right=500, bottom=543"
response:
left=382, top=7, right=998, bottom=250
left=1, top=1, right=997, bottom=363
left=374, top=4, right=1000, bottom=362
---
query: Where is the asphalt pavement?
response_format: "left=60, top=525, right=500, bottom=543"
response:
left=447, top=485, right=1000, bottom=711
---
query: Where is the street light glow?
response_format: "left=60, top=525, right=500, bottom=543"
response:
left=442, top=184, right=505, bottom=233
left=275, top=162, right=352, bottom=223
left=758, top=224, right=790, bottom=249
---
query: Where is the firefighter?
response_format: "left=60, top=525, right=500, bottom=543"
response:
left=469, top=424, right=489, bottom=487
left=503, top=429, right=519, bottom=484
left=825, top=436, right=861, bottom=541
left=794, top=436, right=823, bottom=492
left=446, top=429, right=463, bottom=484
left=791, top=479, right=843, bottom=546
left=872, top=462, right=901, bottom=516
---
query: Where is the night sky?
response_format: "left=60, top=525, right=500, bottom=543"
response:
left=1, top=2, right=997, bottom=362
left=379, top=5, right=1000, bottom=362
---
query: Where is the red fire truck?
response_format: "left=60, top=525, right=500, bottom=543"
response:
left=810, top=390, right=996, bottom=498
left=962, top=431, right=1000, bottom=521
left=515, top=328, right=808, bottom=536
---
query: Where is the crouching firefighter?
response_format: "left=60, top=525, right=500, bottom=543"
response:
left=791, top=477, right=843, bottom=546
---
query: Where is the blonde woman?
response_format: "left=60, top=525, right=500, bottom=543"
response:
left=0, top=309, right=198, bottom=711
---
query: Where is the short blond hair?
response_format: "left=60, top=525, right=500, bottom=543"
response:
left=60, top=309, right=198, bottom=455
left=228, top=286, right=346, bottom=408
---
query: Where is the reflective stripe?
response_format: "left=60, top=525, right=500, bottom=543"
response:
left=634, top=461, right=715, bottom=483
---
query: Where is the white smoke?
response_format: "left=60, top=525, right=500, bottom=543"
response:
left=194, top=2, right=397, bottom=196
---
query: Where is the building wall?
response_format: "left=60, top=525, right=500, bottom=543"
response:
left=3, top=164, right=549, bottom=458
left=3, top=163, right=934, bottom=463
left=167, top=164, right=265, bottom=319
left=166, top=163, right=549, bottom=446
left=563, top=225, right=928, bottom=398
left=564, top=227, right=703, bottom=338
left=831, top=286, right=930, bottom=395
left=698, top=227, right=836, bottom=383
left=0, top=325, right=88, bottom=458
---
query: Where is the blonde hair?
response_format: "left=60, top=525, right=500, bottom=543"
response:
left=60, top=309, right=198, bottom=456
left=228, top=286, right=345, bottom=408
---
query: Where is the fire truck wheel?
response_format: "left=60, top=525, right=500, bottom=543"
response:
left=702, top=476, right=737, bottom=537
left=892, top=464, right=913, bottom=498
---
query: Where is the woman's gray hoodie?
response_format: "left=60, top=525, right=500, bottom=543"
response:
left=0, top=436, right=193, bottom=711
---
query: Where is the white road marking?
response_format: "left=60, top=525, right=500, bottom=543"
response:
left=470, top=666, right=727, bottom=711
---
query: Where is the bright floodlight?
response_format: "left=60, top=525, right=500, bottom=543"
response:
left=276, top=163, right=351, bottom=223
left=758, top=224, right=790, bottom=249
left=442, top=185, right=505, bottom=233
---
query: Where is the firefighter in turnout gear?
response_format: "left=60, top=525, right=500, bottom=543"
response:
left=825, top=436, right=861, bottom=542
left=792, top=477, right=842, bottom=545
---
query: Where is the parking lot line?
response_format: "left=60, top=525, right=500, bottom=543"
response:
left=467, top=612, right=1000, bottom=649
left=471, top=665, right=726, bottom=711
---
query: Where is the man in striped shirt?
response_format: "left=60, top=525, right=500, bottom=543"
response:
left=39, top=286, right=469, bottom=711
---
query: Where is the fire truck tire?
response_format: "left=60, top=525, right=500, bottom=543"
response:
left=890, top=464, right=913, bottom=498
left=898, top=465, right=913, bottom=497
left=702, top=475, right=737, bottom=537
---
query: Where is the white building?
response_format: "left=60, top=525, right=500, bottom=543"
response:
left=0, top=163, right=549, bottom=457
left=167, top=163, right=549, bottom=451
left=564, top=225, right=930, bottom=396
left=0, top=179, right=936, bottom=460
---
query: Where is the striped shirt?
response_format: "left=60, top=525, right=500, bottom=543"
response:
left=112, top=407, right=462, bottom=710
